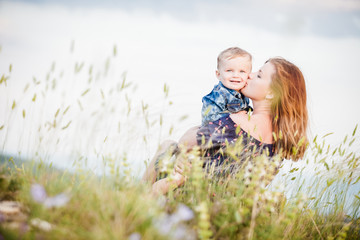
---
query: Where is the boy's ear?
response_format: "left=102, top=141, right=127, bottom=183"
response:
left=215, top=70, right=220, bottom=80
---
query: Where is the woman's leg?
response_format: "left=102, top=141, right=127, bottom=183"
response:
left=141, top=140, right=177, bottom=183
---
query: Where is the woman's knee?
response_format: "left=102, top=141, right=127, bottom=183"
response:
left=159, top=140, right=177, bottom=150
left=178, top=126, right=199, bottom=147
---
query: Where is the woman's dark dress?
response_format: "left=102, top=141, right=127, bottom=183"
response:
left=196, top=115, right=274, bottom=173
left=155, top=115, right=274, bottom=179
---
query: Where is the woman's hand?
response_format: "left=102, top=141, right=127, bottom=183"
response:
left=151, top=170, right=186, bottom=196
left=174, top=155, right=192, bottom=175
left=171, top=171, right=186, bottom=186
left=172, top=154, right=193, bottom=187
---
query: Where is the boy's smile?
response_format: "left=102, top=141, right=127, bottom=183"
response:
left=216, top=56, right=252, bottom=91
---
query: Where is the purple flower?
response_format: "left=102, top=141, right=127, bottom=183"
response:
left=172, top=224, right=196, bottom=240
left=128, top=232, right=141, bottom=240
left=173, top=204, right=194, bottom=222
left=155, top=215, right=173, bottom=235
left=30, top=184, right=70, bottom=208
left=31, top=184, right=47, bottom=203
left=154, top=203, right=194, bottom=237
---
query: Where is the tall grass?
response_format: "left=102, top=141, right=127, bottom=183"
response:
left=0, top=44, right=359, bottom=239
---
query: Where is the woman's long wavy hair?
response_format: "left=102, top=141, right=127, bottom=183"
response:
left=267, top=57, right=308, bottom=161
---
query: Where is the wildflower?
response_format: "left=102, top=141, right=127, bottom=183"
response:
left=171, top=203, right=194, bottom=223
left=172, top=224, right=196, bottom=240
left=172, top=224, right=187, bottom=240
left=154, top=214, right=173, bottom=235
left=44, top=193, right=70, bottom=208
left=154, top=203, right=194, bottom=238
left=30, top=184, right=70, bottom=208
left=128, top=232, right=141, bottom=240
left=31, top=184, right=47, bottom=203
left=30, top=218, right=52, bottom=232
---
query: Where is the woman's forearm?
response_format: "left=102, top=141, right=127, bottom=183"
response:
left=151, top=173, right=185, bottom=195
left=151, top=178, right=171, bottom=195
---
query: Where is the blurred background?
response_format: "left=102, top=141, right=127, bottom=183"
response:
left=0, top=0, right=360, bottom=174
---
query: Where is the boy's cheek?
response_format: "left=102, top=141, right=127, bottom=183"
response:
left=242, top=77, right=248, bottom=85
left=239, top=81, right=247, bottom=89
left=241, top=73, right=250, bottom=81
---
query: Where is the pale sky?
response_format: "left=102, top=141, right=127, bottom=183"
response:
left=0, top=0, right=360, bottom=174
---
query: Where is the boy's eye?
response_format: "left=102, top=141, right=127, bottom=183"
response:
left=257, top=75, right=261, bottom=78
left=226, top=70, right=232, bottom=72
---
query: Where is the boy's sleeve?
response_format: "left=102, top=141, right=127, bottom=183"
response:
left=201, top=90, right=228, bottom=125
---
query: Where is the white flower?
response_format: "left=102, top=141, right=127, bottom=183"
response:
left=44, top=193, right=70, bottom=208
left=30, top=218, right=52, bottom=232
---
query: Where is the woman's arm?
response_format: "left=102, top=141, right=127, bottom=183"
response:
left=142, top=140, right=178, bottom=183
left=151, top=172, right=185, bottom=195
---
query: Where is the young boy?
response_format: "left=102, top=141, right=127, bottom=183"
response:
left=178, top=47, right=252, bottom=147
left=149, top=47, right=253, bottom=195
left=201, top=47, right=252, bottom=125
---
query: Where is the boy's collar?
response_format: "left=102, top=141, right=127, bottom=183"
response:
left=218, top=81, right=242, bottom=97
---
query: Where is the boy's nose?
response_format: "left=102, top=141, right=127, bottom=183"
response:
left=233, top=71, right=242, bottom=78
left=232, top=72, right=240, bottom=77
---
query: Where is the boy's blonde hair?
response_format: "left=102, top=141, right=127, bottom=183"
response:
left=217, top=47, right=252, bottom=69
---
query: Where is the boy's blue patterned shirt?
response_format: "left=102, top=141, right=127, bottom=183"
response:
left=201, top=81, right=251, bottom=125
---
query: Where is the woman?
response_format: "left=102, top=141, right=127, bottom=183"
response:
left=142, top=57, right=308, bottom=194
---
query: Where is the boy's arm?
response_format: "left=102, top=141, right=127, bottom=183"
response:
left=202, top=91, right=228, bottom=125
